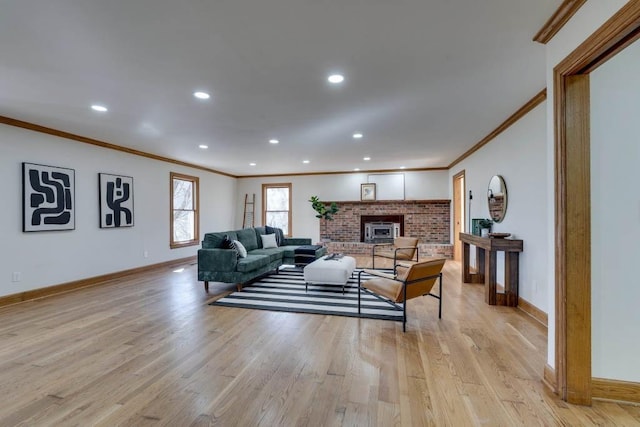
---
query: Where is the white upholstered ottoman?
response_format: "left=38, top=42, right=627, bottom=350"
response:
left=303, top=255, right=357, bottom=292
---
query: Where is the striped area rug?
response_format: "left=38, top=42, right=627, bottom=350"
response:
left=210, top=268, right=403, bottom=321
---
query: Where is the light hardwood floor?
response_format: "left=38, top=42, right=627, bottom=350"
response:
left=0, top=258, right=638, bottom=426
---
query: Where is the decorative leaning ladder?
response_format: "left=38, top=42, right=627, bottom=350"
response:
left=242, top=193, right=255, bottom=228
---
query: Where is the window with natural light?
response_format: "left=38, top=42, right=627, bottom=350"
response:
left=170, top=172, right=199, bottom=248
left=262, top=183, right=292, bottom=236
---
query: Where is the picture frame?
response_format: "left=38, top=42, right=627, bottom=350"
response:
left=99, top=173, right=134, bottom=228
left=22, top=162, right=75, bottom=232
left=361, top=183, right=376, bottom=201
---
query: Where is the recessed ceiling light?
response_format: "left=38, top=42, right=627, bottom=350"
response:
left=269, top=139, right=279, bottom=144
left=302, top=160, right=310, bottom=164
left=354, top=168, right=360, bottom=171
left=399, top=166, right=406, bottom=169
left=327, top=74, right=344, bottom=84
left=352, top=133, right=363, bottom=139
left=249, top=162, right=256, bottom=166
left=363, top=157, right=371, bottom=161
left=199, top=144, right=208, bottom=149
left=193, top=91, right=210, bottom=100
left=91, top=104, right=108, bottom=112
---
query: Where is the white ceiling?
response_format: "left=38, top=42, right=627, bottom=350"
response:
left=1, top=0, right=559, bottom=177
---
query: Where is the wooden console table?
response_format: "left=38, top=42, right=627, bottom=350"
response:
left=459, top=233, right=523, bottom=306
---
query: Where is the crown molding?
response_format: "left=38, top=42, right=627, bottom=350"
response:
left=448, top=89, right=547, bottom=170
left=0, top=116, right=237, bottom=178
left=533, top=0, right=588, bottom=44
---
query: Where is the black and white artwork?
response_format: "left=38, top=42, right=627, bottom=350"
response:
left=22, top=162, right=75, bottom=232
left=99, top=173, right=134, bottom=228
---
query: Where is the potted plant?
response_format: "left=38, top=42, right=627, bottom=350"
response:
left=478, top=218, right=493, bottom=237
left=308, top=196, right=339, bottom=220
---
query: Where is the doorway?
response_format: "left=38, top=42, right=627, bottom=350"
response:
left=554, top=3, right=640, bottom=404
left=452, top=171, right=465, bottom=262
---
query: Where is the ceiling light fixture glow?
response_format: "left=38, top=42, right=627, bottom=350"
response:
left=400, top=166, right=406, bottom=169
left=302, top=160, right=310, bottom=164
left=91, top=105, right=108, bottom=112
left=352, top=133, right=363, bottom=139
left=354, top=168, right=360, bottom=171
left=199, top=144, right=208, bottom=149
left=193, top=91, right=210, bottom=99
left=327, top=74, right=344, bottom=84
left=363, top=157, right=371, bottom=161
left=269, top=139, right=279, bottom=144
left=249, top=162, right=256, bottom=166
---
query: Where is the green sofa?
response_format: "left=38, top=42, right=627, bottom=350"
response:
left=198, top=226, right=326, bottom=292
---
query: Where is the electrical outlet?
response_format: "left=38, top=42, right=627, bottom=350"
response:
left=12, top=272, right=21, bottom=282
left=143, top=250, right=149, bottom=258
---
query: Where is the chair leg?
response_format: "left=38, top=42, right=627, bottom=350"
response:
left=438, top=273, right=443, bottom=319
left=403, top=283, right=407, bottom=332
left=204, top=281, right=209, bottom=292
left=357, top=270, right=363, bottom=315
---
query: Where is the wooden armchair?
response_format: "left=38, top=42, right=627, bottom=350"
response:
left=357, top=258, right=445, bottom=332
left=371, top=236, right=419, bottom=271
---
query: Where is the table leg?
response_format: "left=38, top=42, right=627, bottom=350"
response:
left=505, top=252, right=519, bottom=306
left=485, top=250, right=497, bottom=305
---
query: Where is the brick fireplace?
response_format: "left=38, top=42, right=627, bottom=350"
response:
left=319, top=200, right=453, bottom=258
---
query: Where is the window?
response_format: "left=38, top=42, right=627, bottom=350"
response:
left=170, top=172, right=199, bottom=248
left=262, top=183, right=292, bottom=236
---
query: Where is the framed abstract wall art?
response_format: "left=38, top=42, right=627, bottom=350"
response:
left=22, top=162, right=75, bottom=232
left=99, top=173, right=134, bottom=228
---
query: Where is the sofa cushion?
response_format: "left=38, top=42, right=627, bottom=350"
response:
left=237, top=228, right=259, bottom=251
left=250, top=247, right=285, bottom=263
left=236, top=254, right=271, bottom=272
left=203, top=231, right=237, bottom=249
left=253, top=227, right=267, bottom=247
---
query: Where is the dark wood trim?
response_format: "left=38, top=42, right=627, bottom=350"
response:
left=0, top=256, right=196, bottom=308
left=517, top=297, right=548, bottom=327
left=554, top=0, right=640, bottom=405
left=448, top=89, right=547, bottom=169
left=533, top=0, right=588, bottom=44
left=563, top=75, right=591, bottom=405
left=592, top=378, right=640, bottom=404
left=0, top=115, right=237, bottom=178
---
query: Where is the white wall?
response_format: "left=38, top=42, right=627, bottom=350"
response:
left=236, top=171, right=449, bottom=243
left=544, top=0, right=628, bottom=369
left=0, top=124, right=236, bottom=296
left=590, top=39, right=640, bottom=382
left=449, top=102, right=548, bottom=312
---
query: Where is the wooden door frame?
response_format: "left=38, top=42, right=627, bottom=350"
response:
left=554, top=1, right=640, bottom=404
left=452, top=170, right=465, bottom=262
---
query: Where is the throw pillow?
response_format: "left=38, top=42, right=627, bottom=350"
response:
left=265, top=225, right=283, bottom=246
left=232, top=239, right=248, bottom=258
left=260, top=234, right=278, bottom=249
left=221, top=234, right=233, bottom=249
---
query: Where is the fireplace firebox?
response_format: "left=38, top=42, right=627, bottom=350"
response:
left=361, top=215, right=404, bottom=243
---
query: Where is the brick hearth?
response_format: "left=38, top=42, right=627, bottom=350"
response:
left=318, top=200, right=453, bottom=258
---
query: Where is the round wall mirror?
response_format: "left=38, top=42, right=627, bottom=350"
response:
left=487, top=175, right=508, bottom=223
